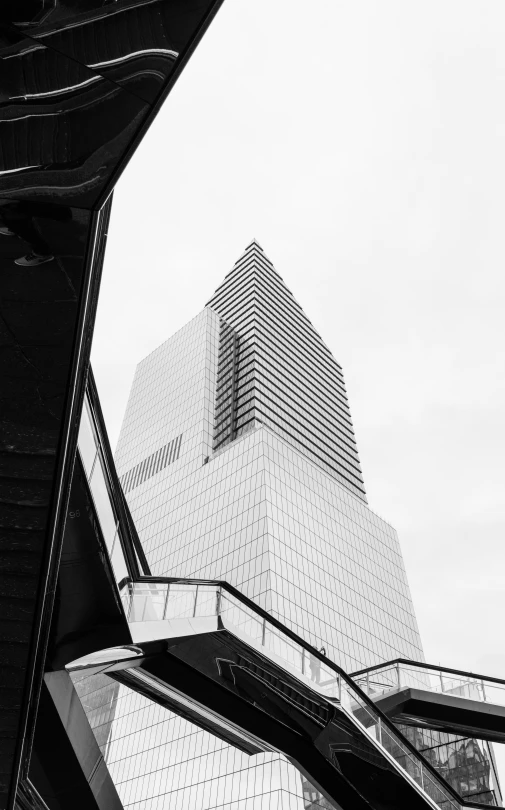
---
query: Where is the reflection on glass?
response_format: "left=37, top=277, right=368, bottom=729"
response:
left=0, top=0, right=221, bottom=208
left=120, top=582, right=132, bottom=618
left=75, top=391, right=132, bottom=587
left=352, top=661, right=505, bottom=807
left=0, top=24, right=150, bottom=209
left=195, top=586, right=219, bottom=617
left=220, top=593, right=263, bottom=643
left=68, top=645, right=143, bottom=670
left=109, top=528, right=128, bottom=586
left=129, top=582, right=167, bottom=623
left=89, top=456, right=117, bottom=548
left=164, top=585, right=198, bottom=620
left=399, top=723, right=502, bottom=808
left=77, top=400, right=97, bottom=476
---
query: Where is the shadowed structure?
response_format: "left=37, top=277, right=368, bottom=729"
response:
left=0, top=2, right=225, bottom=807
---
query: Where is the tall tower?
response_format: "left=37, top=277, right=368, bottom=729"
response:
left=109, top=242, right=424, bottom=809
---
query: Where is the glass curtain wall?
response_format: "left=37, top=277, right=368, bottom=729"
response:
left=106, top=243, right=426, bottom=810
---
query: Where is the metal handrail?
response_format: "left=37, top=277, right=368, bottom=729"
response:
left=350, top=657, right=505, bottom=687
left=86, top=370, right=152, bottom=578
left=121, top=576, right=466, bottom=810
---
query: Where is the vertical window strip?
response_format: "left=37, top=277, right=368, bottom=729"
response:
left=128, top=467, right=135, bottom=489
left=144, top=455, right=151, bottom=481
left=158, top=443, right=168, bottom=472
left=162, top=441, right=170, bottom=469
left=131, top=464, right=140, bottom=490
left=154, top=447, right=163, bottom=474
left=167, top=439, right=176, bottom=465
left=163, top=440, right=171, bottom=468
left=176, top=434, right=182, bottom=460
left=160, top=443, right=168, bottom=469
left=132, top=462, right=141, bottom=489
left=172, top=434, right=180, bottom=461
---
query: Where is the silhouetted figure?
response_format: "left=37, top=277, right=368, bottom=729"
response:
left=0, top=201, right=71, bottom=266
left=308, top=647, right=327, bottom=684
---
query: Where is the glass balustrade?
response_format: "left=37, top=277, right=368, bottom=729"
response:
left=121, top=579, right=460, bottom=810
left=351, top=661, right=505, bottom=710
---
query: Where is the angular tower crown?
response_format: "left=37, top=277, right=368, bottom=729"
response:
left=206, top=242, right=367, bottom=502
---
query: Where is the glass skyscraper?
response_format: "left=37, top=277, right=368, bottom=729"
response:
left=105, top=241, right=432, bottom=808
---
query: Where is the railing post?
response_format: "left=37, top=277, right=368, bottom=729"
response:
left=125, top=582, right=133, bottom=622
left=366, top=670, right=370, bottom=695
left=216, top=587, right=222, bottom=616
left=397, top=662, right=401, bottom=689
left=481, top=678, right=487, bottom=702
left=338, top=674, right=341, bottom=703
left=193, top=585, right=199, bottom=618
left=377, top=717, right=382, bottom=746
left=439, top=672, right=444, bottom=692
left=301, top=648, right=305, bottom=675
left=163, top=584, right=170, bottom=620
left=261, top=618, right=266, bottom=646
left=420, top=762, right=425, bottom=792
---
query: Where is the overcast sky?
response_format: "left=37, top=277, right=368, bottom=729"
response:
left=92, top=0, right=505, bottom=721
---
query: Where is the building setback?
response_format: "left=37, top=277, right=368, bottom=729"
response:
left=102, top=242, right=490, bottom=809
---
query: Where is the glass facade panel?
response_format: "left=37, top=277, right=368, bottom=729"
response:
left=263, top=624, right=303, bottom=672
left=89, top=458, right=117, bottom=551
left=220, top=593, right=264, bottom=644
left=76, top=388, right=133, bottom=587
left=195, top=586, right=220, bottom=617
left=109, top=527, right=129, bottom=585
left=164, top=584, right=199, bottom=620
left=129, top=582, right=166, bottom=623
left=78, top=399, right=97, bottom=476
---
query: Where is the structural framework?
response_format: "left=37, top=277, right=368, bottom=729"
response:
left=0, top=2, right=225, bottom=807
left=0, top=4, right=502, bottom=810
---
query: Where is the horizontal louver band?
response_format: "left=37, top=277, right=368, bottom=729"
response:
left=120, top=433, right=182, bottom=494
left=207, top=240, right=367, bottom=502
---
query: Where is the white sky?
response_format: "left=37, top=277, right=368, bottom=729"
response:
left=92, top=0, right=505, bottom=762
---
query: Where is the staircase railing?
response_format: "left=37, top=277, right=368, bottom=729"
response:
left=119, top=576, right=467, bottom=810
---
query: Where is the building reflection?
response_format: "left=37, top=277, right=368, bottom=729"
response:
left=0, top=0, right=219, bottom=209
left=399, top=726, right=500, bottom=807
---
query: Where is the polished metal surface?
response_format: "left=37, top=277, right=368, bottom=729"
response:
left=0, top=1, right=221, bottom=208
left=0, top=2, right=224, bottom=807
left=68, top=579, right=465, bottom=810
